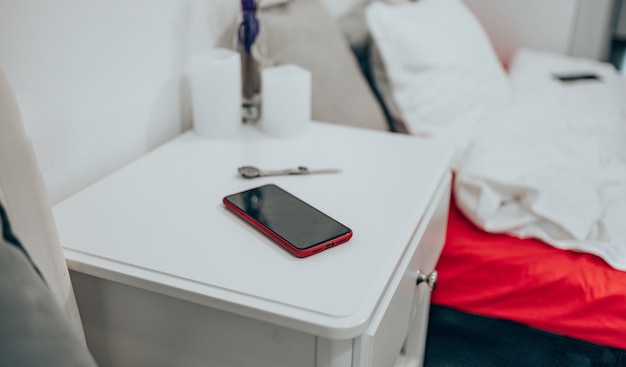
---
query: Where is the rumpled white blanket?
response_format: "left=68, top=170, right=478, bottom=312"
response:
left=455, top=48, right=626, bottom=271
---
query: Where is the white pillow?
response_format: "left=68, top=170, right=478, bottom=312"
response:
left=365, top=0, right=510, bottom=150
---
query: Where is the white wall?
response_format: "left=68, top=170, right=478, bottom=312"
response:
left=464, top=0, right=614, bottom=63
left=0, top=0, right=238, bottom=204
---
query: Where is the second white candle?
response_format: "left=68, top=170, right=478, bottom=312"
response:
left=261, top=64, right=312, bottom=138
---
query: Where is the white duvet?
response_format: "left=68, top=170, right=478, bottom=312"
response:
left=455, top=48, right=626, bottom=271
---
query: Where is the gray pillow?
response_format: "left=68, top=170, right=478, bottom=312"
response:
left=336, top=0, right=371, bottom=60
left=335, top=0, right=409, bottom=133
left=262, top=0, right=389, bottom=131
left=369, top=41, right=410, bottom=133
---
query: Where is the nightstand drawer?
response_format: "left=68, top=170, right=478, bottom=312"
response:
left=354, top=174, right=451, bottom=367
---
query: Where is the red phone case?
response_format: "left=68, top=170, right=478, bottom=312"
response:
left=223, top=187, right=352, bottom=258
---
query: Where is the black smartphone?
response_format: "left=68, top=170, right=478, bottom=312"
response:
left=552, top=72, right=602, bottom=83
left=223, top=184, right=352, bottom=258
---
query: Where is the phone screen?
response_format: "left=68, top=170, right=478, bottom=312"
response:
left=223, top=184, right=352, bottom=256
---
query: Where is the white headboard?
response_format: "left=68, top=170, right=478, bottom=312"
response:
left=464, top=0, right=615, bottom=63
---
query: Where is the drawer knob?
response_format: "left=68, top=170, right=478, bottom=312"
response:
left=416, top=269, right=438, bottom=290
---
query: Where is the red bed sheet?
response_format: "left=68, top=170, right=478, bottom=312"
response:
left=431, top=196, right=626, bottom=350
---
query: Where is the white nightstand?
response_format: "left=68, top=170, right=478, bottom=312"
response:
left=53, top=122, right=452, bottom=367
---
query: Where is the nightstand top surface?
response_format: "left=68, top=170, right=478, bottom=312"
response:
left=54, top=122, right=452, bottom=338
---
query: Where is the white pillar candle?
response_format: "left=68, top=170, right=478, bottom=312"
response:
left=189, top=48, right=241, bottom=138
left=261, top=64, right=312, bottom=138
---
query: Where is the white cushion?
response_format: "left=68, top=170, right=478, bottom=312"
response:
left=365, top=0, right=510, bottom=150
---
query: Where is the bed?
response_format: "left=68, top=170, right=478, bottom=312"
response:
left=425, top=193, right=626, bottom=365
left=423, top=57, right=626, bottom=364
left=288, top=0, right=626, bottom=365
left=352, top=1, right=626, bottom=365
